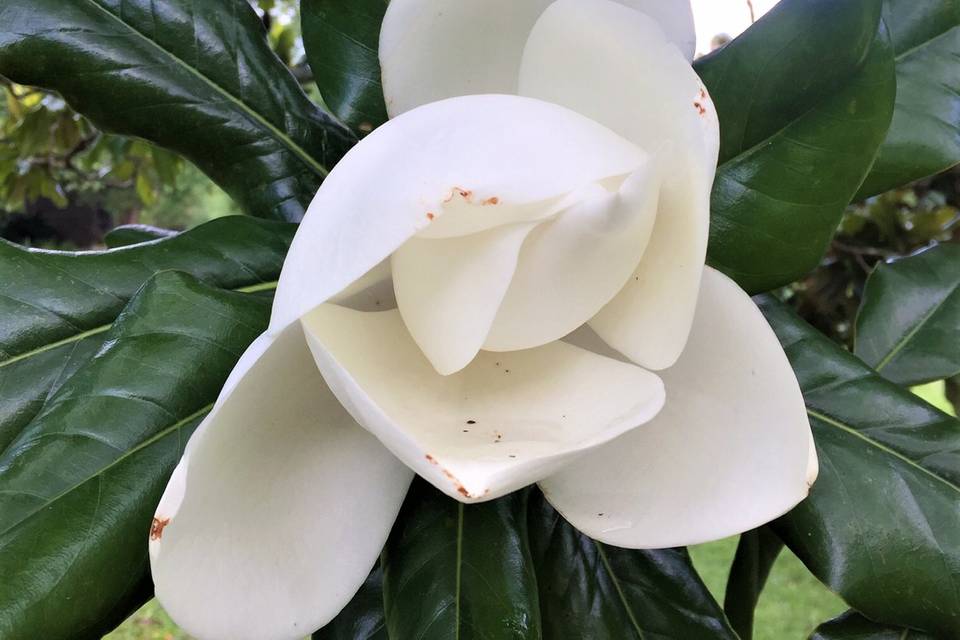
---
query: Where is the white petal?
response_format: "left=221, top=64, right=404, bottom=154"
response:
left=618, top=0, right=697, bottom=61
left=519, top=0, right=719, bottom=369
left=150, top=326, right=413, bottom=640
left=300, top=305, right=664, bottom=503
left=392, top=223, right=537, bottom=375
left=271, top=94, right=646, bottom=333
left=539, top=267, right=814, bottom=549
left=378, top=0, right=553, bottom=117
left=484, top=161, right=661, bottom=352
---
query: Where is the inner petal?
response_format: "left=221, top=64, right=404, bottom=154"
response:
left=300, top=305, right=664, bottom=503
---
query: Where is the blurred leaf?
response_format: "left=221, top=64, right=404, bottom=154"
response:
left=858, top=0, right=960, bottom=197
left=381, top=481, right=541, bottom=640
left=855, top=243, right=960, bottom=385
left=527, top=490, right=738, bottom=640
left=723, top=528, right=784, bottom=640
left=811, top=611, right=937, bottom=639
left=0, top=271, right=271, bottom=640
left=697, top=1, right=896, bottom=293
left=0, top=0, right=356, bottom=222
left=135, top=171, right=155, bottom=206
left=761, top=297, right=960, bottom=637
left=104, top=224, right=178, bottom=249
left=0, top=216, right=294, bottom=453
left=302, top=0, right=389, bottom=135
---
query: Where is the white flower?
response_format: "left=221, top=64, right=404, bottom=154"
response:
left=149, top=1, right=818, bottom=638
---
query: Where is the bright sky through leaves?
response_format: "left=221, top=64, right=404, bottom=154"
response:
left=692, top=0, right=782, bottom=55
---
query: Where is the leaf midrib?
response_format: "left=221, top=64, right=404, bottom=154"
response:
left=0, top=402, right=211, bottom=541
left=595, top=543, right=646, bottom=640
left=874, top=278, right=960, bottom=372
left=0, top=281, right=278, bottom=370
left=81, top=0, right=328, bottom=177
left=808, top=408, right=960, bottom=496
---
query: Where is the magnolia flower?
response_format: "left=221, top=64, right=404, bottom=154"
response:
left=149, top=0, right=818, bottom=638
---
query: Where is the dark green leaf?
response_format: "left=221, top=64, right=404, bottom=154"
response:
left=313, top=566, right=387, bottom=640
left=760, top=297, right=960, bottom=637
left=0, top=0, right=356, bottom=222
left=723, top=527, right=784, bottom=640
left=104, top=224, right=178, bottom=249
left=811, top=611, right=937, bottom=640
left=697, top=2, right=896, bottom=293
left=381, top=481, right=541, bottom=640
left=0, top=271, right=271, bottom=640
left=302, top=0, right=389, bottom=136
left=527, top=490, right=738, bottom=640
left=855, top=243, right=960, bottom=386
left=0, top=216, right=293, bottom=453
left=858, top=0, right=960, bottom=197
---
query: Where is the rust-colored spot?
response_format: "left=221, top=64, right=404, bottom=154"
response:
left=693, top=101, right=707, bottom=116
left=425, top=454, right=438, bottom=464
left=482, top=197, right=500, bottom=206
left=426, top=212, right=436, bottom=221
left=150, top=517, right=171, bottom=541
left=444, top=186, right=474, bottom=203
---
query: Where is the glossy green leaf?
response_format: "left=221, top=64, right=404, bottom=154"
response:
left=697, top=1, right=896, bottom=293
left=527, top=490, right=738, bottom=640
left=381, top=481, right=541, bottom=640
left=811, top=611, right=937, bottom=640
left=855, top=243, right=960, bottom=386
left=0, top=272, right=271, bottom=640
left=760, top=297, right=960, bottom=637
left=723, top=528, right=784, bottom=640
left=313, top=566, right=387, bottom=640
left=858, top=0, right=960, bottom=197
left=302, top=0, right=389, bottom=136
left=0, top=216, right=293, bottom=453
left=104, top=224, right=178, bottom=249
left=0, top=0, right=356, bottom=222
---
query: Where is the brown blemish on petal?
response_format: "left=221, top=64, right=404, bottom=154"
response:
left=426, top=454, right=476, bottom=499
left=150, top=517, right=171, bottom=541
left=693, top=101, right=707, bottom=116
left=481, top=197, right=500, bottom=206
left=426, top=212, right=436, bottom=221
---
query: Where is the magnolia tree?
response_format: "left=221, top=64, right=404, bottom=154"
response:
left=0, top=0, right=958, bottom=639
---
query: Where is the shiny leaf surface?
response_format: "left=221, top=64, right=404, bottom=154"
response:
left=0, top=272, right=270, bottom=640
left=812, top=611, right=937, bottom=640
left=381, top=481, right=541, bottom=640
left=302, top=0, right=389, bottom=136
left=723, top=528, right=784, bottom=640
left=0, top=216, right=293, bottom=453
left=104, top=224, right=178, bottom=249
left=855, top=243, right=960, bottom=386
left=761, top=298, right=960, bottom=637
left=697, top=2, right=896, bottom=293
left=0, top=0, right=356, bottom=222
left=527, top=491, right=738, bottom=640
left=858, top=0, right=960, bottom=197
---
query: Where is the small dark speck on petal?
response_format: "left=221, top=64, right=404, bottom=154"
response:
left=509, top=455, right=517, bottom=459
left=463, top=429, right=470, bottom=433
left=467, top=420, right=476, bottom=424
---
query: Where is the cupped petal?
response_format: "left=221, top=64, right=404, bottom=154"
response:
left=484, top=161, right=661, bottom=352
left=379, top=0, right=553, bottom=117
left=392, top=222, right=538, bottom=376
left=271, top=94, right=646, bottom=332
left=620, top=0, right=696, bottom=61
left=300, top=305, right=665, bottom=503
left=519, top=0, right=719, bottom=369
left=150, top=326, right=413, bottom=640
left=539, top=267, right=814, bottom=549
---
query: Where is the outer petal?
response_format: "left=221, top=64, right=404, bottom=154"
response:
left=539, top=267, right=814, bottom=549
left=300, top=305, right=665, bottom=503
left=484, top=162, right=661, bottom=352
left=378, top=0, right=697, bottom=117
left=519, top=0, right=719, bottom=369
left=270, top=94, right=645, bottom=332
left=150, top=326, right=413, bottom=640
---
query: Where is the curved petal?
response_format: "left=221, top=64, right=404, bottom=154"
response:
left=379, top=0, right=553, bottom=117
left=300, top=305, right=664, bottom=503
left=519, top=0, right=719, bottom=369
left=620, top=0, right=696, bottom=61
left=392, top=222, right=538, bottom=375
left=484, top=161, right=661, bottom=352
left=150, top=326, right=413, bottom=640
left=539, top=267, right=814, bottom=549
left=271, top=94, right=646, bottom=333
